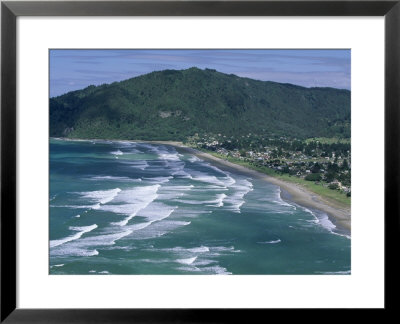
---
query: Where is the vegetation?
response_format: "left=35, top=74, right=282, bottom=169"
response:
left=203, top=150, right=350, bottom=206
left=190, top=134, right=351, bottom=205
left=305, top=137, right=351, bottom=144
left=50, top=67, right=351, bottom=202
left=305, top=173, right=322, bottom=181
left=50, top=67, right=350, bottom=140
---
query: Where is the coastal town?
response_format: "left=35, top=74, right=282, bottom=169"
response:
left=186, top=133, right=351, bottom=197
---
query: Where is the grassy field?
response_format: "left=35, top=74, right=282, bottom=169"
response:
left=203, top=150, right=351, bottom=207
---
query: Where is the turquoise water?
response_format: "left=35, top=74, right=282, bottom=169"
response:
left=49, top=138, right=350, bottom=275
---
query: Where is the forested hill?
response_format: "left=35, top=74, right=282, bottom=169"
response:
left=50, top=67, right=351, bottom=140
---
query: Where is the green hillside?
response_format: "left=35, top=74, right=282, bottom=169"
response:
left=50, top=67, right=350, bottom=140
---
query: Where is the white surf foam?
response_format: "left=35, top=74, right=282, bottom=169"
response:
left=127, top=219, right=190, bottom=240
left=167, top=221, right=191, bottom=226
left=214, top=193, right=227, bottom=207
left=84, top=250, right=99, bottom=256
left=111, top=150, right=123, bottom=155
left=156, top=184, right=193, bottom=200
left=171, top=170, right=192, bottom=179
left=201, top=265, right=232, bottom=275
left=101, top=185, right=160, bottom=226
left=174, top=199, right=209, bottom=205
left=91, top=203, right=101, bottom=210
left=176, top=266, right=202, bottom=272
left=174, top=189, right=227, bottom=207
left=88, top=175, right=141, bottom=182
left=211, top=246, right=241, bottom=253
left=198, top=193, right=227, bottom=207
left=199, top=161, right=231, bottom=177
left=170, top=209, right=212, bottom=219
left=188, top=156, right=201, bottom=163
left=136, top=202, right=176, bottom=222
left=315, top=270, right=351, bottom=275
left=50, top=229, right=132, bottom=257
left=152, top=145, right=181, bottom=162
left=159, top=153, right=181, bottom=161
left=142, top=176, right=172, bottom=184
left=129, top=161, right=149, bottom=170
left=190, top=186, right=228, bottom=192
left=50, top=224, right=98, bottom=248
left=193, top=259, right=217, bottom=266
left=162, top=246, right=209, bottom=254
left=318, top=213, right=337, bottom=231
left=176, top=256, right=197, bottom=265
left=258, top=239, right=281, bottom=244
left=189, top=172, right=228, bottom=187
left=189, top=246, right=209, bottom=253
left=113, top=216, right=141, bottom=227
left=50, top=246, right=99, bottom=257
left=300, top=206, right=350, bottom=239
left=128, top=222, right=153, bottom=231
left=160, top=185, right=194, bottom=191
left=221, top=175, right=236, bottom=187
left=115, top=140, right=136, bottom=147
left=273, top=187, right=296, bottom=209
left=224, top=179, right=253, bottom=213
left=50, top=204, right=101, bottom=210
left=79, top=188, right=121, bottom=205
left=77, top=230, right=134, bottom=247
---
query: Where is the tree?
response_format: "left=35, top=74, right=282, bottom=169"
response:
left=328, top=162, right=339, bottom=172
left=328, top=183, right=339, bottom=190
left=305, top=173, right=322, bottom=181
left=341, top=159, right=349, bottom=170
left=324, top=172, right=336, bottom=183
left=311, top=162, right=321, bottom=173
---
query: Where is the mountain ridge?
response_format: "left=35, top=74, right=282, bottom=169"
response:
left=50, top=67, right=351, bottom=140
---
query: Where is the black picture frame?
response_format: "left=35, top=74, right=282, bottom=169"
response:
left=1, top=0, right=399, bottom=322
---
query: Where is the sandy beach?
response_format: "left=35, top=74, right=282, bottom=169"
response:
left=60, top=138, right=351, bottom=234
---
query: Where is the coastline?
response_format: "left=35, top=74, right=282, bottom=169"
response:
left=53, top=137, right=351, bottom=235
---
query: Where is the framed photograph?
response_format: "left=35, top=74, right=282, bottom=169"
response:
left=1, top=0, right=398, bottom=321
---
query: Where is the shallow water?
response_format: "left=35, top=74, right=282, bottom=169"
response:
left=49, top=138, right=351, bottom=275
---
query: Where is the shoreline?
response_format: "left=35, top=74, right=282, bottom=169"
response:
left=165, top=141, right=351, bottom=234
left=53, top=137, right=351, bottom=235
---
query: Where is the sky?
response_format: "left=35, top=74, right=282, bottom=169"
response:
left=49, top=49, right=350, bottom=97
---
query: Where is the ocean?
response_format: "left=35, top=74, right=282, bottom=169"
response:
left=49, top=138, right=351, bottom=275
